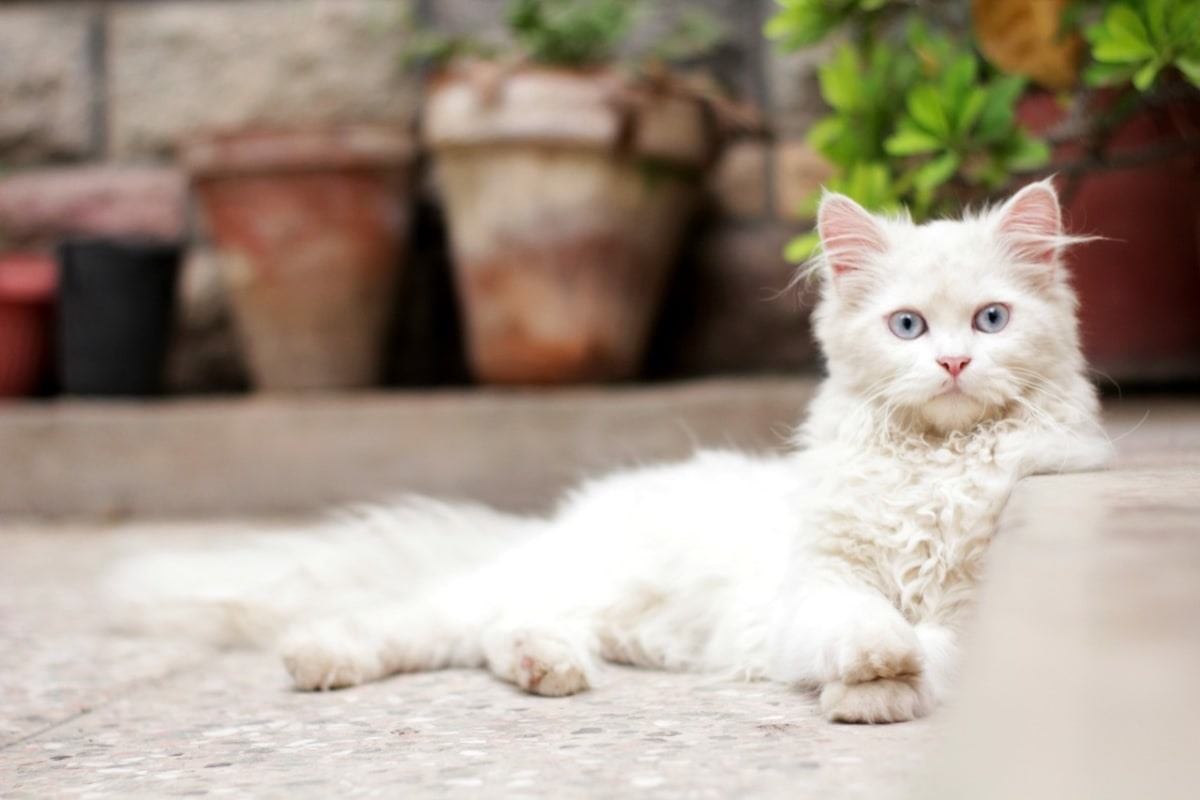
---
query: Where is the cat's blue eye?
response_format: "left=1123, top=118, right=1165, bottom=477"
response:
left=887, top=310, right=927, bottom=340
left=974, top=304, right=1010, bottom=333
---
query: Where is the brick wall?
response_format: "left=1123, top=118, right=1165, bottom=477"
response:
left=0, top=0, right=830, bottom=389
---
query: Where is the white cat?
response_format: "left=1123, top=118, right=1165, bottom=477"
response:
left=110, top=179, right=1111, bottom=724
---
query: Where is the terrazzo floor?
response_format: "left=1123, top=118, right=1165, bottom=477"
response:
left=1, top=526, right=941, bottom=799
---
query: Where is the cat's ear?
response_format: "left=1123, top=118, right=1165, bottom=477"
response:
left=993, top=179, right=1064, bottom=265
left=817, top=192, right=888, bottom=293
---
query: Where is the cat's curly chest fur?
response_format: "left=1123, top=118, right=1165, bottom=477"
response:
left=802, top=424, right=1019, bottom=625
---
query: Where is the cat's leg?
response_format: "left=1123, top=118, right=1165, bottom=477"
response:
left=481, top=620, right=600, bottom=698
left=278, top=590, right=485, bottom=691
left=913, top=622, right=958, bottom=708
left=770, top=583, right=933, bottom=724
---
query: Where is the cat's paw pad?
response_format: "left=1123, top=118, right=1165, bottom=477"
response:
left=837, top=619, right=922, bottom=685
left=512, top=635, right=591, bottom=697
left=278, top=621, right=385, bottom=691
left=820, top=676, right=931, bottom=724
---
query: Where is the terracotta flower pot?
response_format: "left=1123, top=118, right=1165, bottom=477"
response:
left=182, top=127, right=417, bottom=391
left=57, top=238, right=182, bottom=397
left=1020, top=91, right=1200, bottom=382
left=423, top=64, right=721, bottom=384
left=0, top=252, right=56, bottom=398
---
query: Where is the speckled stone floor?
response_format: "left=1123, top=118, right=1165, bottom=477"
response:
left=0, top=528, right=939, bottom=799
left=2, top=393, right=1199, bottom=798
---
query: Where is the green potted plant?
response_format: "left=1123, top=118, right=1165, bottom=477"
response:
left=765, top=2, right=1054, bottom=257
left=1024, top=0, right=1200, bottom=380
left=417, top=0, right=739, bottom=384
left=767, top=0, right=1200, bottom=380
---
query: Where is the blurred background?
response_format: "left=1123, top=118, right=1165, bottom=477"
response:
left=2, top=6, right=1197, bottom=795
left=0, top=0, right=1196, bottom=402
left=0, top=0, right=827, bottom=398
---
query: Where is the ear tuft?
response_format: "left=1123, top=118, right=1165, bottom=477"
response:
left=817, top=192, right=888, bottom=279
left=994, top=179, right=1064, bottom=264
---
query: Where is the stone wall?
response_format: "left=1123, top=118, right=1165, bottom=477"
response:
left=0, top=0, right=830, bottom=390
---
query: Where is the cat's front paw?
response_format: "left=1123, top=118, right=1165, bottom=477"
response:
left=484, top=628, right=593, bottom=697
left=512, top=635, right=591, bottom=697
left=278, top=620, right=386, bottom=691
left=820, top=676, right=932, bottom=724
left=835, top=617, right=922, bottom=685
left=819, top=613, right=933, bottom=722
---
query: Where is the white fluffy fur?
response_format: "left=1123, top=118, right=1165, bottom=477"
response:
left=110, top=180, right=1111, bottom=724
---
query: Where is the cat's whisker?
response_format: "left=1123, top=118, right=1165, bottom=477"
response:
left=816, top=376, right=898, bottom=442
left=1011, top=373, right=1110, bottom=444
left=1106, top=409, right=1151, bottom=447
left=1005, top=368, right=1100, bottom=420
left=1087, top=366, right=1123, bottom=397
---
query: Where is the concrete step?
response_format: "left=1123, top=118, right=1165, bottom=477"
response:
left=922, top=440, right=1200, bottom=800
left=0, top=379, right=815, bottom=519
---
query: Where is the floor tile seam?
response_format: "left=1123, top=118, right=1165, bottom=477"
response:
left=0, top=657, right=212, bottom=753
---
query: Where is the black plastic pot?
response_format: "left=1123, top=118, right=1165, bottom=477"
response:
left=57, top=238, right=182, bottom=396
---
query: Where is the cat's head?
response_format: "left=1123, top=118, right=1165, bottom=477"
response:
left=810, top=179, right=1090, bottom=435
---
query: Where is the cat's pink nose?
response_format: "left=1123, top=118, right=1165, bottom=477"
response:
left=938, top=356, right=971, bottom=377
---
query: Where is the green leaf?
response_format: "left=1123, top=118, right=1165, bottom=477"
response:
left=943, top=55, right=978, bottom=110
left=1104, top=4, right=1153, bottom=48
left=1176, top=54, right=1200, bottom=88
left=1169, top=3, right=1200, bottom=55
left=906, top=84, right=949, bottom=137
left=764, top=1, right=838, bottom=51
left=910, top=152, right=961, bottom=191
left=1133, top=59, right=1163, bottom=91
left=835, top=162, right=899, bottom=212
left=906, top=17, right=952, bottom=77
left=1144, top=0, right=1169, bottom=48
left=911, top=183, right=936, bottom=218
left=764, top=12, right=824, bottom=49
left=956, top=87, right=988, bottom=137
left=819, top=45, right=866, bottom=112
left=807, top=116, right=877, bottom=167
left=506, top=0, right=633, bottom=66
left=975, top=76, right=1024, bottom=141
left=807, top=116, right=846, bottom=154
left=783, top=231, right=821, bottom=264
left=1008, top=135, right=1051, bottom=171
left=811, top=112, right=878, bottom=167
left=885, top=124, right=944, bottom=156
left=1089, top=5, right=1155, bottom=64
left=1092, top=35, right=1157, bottom=64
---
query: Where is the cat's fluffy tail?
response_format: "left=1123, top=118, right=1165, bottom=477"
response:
left=105, top=498, right=540, bottom=648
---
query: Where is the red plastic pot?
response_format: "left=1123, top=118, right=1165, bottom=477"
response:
left=0, top=252, right=56, bottom=397
left=1021, top=91, right=1200, bottom=382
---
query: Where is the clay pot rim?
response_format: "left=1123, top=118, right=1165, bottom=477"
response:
left=427, top=60, right=629, bottom=89
left=0, top=252, right=57, bottom=303
left=422, top=60, right=722, bottom=167
left=180, top=125, right=417, bottom=180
